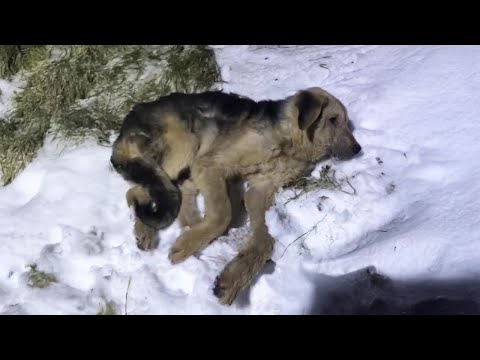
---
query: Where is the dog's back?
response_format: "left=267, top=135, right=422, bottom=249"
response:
left=124, top=91, right=284, bottom=135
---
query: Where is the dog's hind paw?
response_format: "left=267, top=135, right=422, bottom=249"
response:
left=213, top=275, right=241, bottom=306
left=213, top=255, right=250, bottom=306
left=134, top=219, right=159, bottom=251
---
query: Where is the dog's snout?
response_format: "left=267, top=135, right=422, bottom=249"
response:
left=352, top=143, right=362, bottom=155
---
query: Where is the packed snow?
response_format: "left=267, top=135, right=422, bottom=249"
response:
left=1, top=45, right=480, bottom=314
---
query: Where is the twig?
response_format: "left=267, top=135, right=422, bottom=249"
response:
left=340, top=178, right=357, bottom=195
left=308, top=56, right=332, bottom=61
left=125, top=277, right=132, bottom=315
left=278, top=207, right=334, bottom=260
left=284, top=188, right=303, bottom=205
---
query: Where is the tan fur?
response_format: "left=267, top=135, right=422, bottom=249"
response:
left=134, top=217, right=160, bottom=250
left=178, top=179, right=202, bottom=228
left=125, top=185, right=160, bottom=250
left=161, top=114, right=199, bottom=178
left=114, top=137, right=143, bottom=164
left=126, top=185, right=150, bottom=208
left=112, top=87, right=362, bottom=305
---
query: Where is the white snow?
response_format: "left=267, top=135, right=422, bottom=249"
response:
left=0, top=77, right=22, bottom=117
left=1, top=45, right=480, bottom=314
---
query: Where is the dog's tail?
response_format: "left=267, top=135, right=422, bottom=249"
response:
left=110, top=105, right=181, bottom=230
left=119, top=156, right=181, bottom=230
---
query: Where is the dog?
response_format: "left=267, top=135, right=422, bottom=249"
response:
left=110, top=87, right=362, bottom=305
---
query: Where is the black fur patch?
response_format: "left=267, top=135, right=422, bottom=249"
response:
left=213, top=276, right=224, bottom=298
left=134, top=188, right=180, bottom=230
left=117, top=158, right=161, bottom=187
left=111, top=157, right=181, bottom=229
left=172, top=167, right=191, bottom=187
left=146, top=91, right=285, bottom=134
left=306, top=115, right=321, bottom=142
left=119, top=103, right=156, bottom=137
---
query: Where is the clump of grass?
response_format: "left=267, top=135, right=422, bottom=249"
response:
left=0, top=45, right=222, bottom=185
left=164, top=45, right=223, bottom=93
left=26, top=264, right=57, bottom=288
left=0, top=45, right=48, bottom=79
left=97, top=301, right=117, bottom=315
left=295, top=164, right=342, bottom=191
left=284, top=164, right=356, bottom=204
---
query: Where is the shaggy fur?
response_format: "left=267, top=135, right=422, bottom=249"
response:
left=110, top=87, right=362, bottom=305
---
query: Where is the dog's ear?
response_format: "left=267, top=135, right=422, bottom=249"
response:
left=295, top=91, right=328, bottom=130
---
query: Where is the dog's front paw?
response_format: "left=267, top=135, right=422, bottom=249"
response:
left=168, top=237, right=196, bottom=264
left=168, top=247, right=190, bottom=264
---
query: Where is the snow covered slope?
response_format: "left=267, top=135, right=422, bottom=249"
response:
left=1, top=45, right=480, bottom=314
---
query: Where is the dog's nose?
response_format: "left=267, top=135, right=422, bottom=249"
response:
left=352, top=144, right=362, bottom=154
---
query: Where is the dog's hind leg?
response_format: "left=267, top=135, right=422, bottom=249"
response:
left=111, top=133, right=181, bottom=250
left=111, top=133, right=181, bottom=227
left=126, top=185, right=160, bottom=250
left=126, top=184, right=150, bottom=209
left=133, top=216, right=160, bottom=251
left=213, top=180, right=277, bottom=305
left=177, top=178, right=245, bottom=230
left=227, top=178, right=247, bottom=229
left=168, top=162, right=232, bottom=264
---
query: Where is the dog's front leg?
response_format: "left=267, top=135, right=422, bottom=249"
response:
left=168, top=163, right=232, bottom=264
left=213, top=180, right=277, bottom=305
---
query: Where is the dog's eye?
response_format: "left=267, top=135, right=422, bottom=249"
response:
left=329, top=117, right=338, bottom=126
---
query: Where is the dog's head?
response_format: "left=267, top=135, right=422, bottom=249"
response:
left=289, top=87, right=362, bottom=161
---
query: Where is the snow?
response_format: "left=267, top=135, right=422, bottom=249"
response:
left=1, top=45, right=480, bottom=314
left=0, top=77, right=22, bottom=117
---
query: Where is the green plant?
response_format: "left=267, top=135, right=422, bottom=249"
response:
left=26, top=264, right=57, bottom=288
left=97, top=301, right=117, bottom=315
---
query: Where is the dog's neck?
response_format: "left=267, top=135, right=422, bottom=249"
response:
left=282, top=140, right=330, bottom=164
